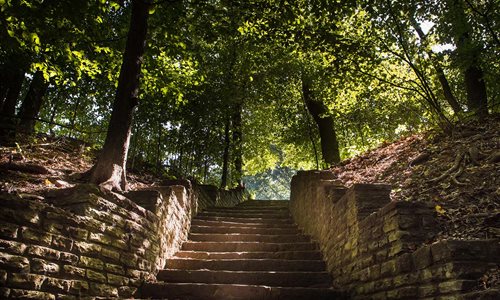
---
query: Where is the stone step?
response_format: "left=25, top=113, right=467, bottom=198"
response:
left=238, top=200, right=289, bottom=207
left=205, top=207, right=289, bottom=213
left=174, top=250, right=323, bottom=260
left=166, top=258, right=326, bottom=272
left=156, top=270, right=332, bottom=287
left=190, top=225, right=299, bottom=235
left=181, top=241, right=318, bottom=252
left=188, top=233, right=310, bottom=243
left=141, top=282, right=343, bottom=300
left=194, top=215, right=294, bottom=224
left=197, top=211, right=290, bottom=218
left=191, top=219, right=298, bottom=228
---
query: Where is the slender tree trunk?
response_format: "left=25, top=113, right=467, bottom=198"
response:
left=464, top=0, right=500, bottom=47
left=156, top=120, right=162, bottom=176
left=177, top=133, right=184, bottom=175
left=17, top=70, right=48, bottom=134
left=203, top=156, right=208, bottom=183
left=0, top=73, right=7, bottom=110
left=69, top=95, right=81, bottom=138
left=411, top=19, right=462, bottom=115
left=48, top=97, right=59, bottom=135
left=89, top=0, right=151, bottom=191
left=220, top=117, right=230, bottom=189
left=128, top=124, right=139, bottom=171
left=302, top=79, right=341, bottom=166
left=188, top=143, right=195, bottom=177
left=384, top=2, right=450, bottom=127
left=232, top=104, right=243, bottom=187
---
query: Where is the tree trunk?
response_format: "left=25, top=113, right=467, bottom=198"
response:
left=203, top=156, right=209, bottom=183
left=464, top=64, right=488, bottom=119
left=48, top=98, right=59, bottom=136
left=0, top=72, right=7, bottom=110
left=17, top=70, right=48, bottom=134
left=1, top=68, right=25, bottom=117
left=220, top=117, right=231, bottom=189
left=232, top=104, right=243, bottom=187
left=0, top=67, right=25, bottom=145
left=69, top=95, right=81, bottom=138
left=447, top=0, right=488, bottom=119
left=0, top=68, right=25, bottom=145
left=435, top=66, right=462, bottom=114
left=156, top=120, right=162, bottom=176
left=89, top=0, right=151, bottom=191
left=411, top=19, right=462, bottom=115
left=302, top=79, right=341, bottom=166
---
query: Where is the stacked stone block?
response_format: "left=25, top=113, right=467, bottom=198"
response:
left=0, top=182, right=248, bottom=299
left=290, top=170, right=499, bottom=299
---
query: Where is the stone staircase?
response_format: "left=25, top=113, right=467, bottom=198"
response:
left=141, top=200, right=343, bottom=300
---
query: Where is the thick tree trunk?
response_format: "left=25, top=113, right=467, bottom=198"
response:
left=17, top=70, right=48, bottom=134
left=464, top=63, right=488, bottom=119
left=1, top=68, right=25, bottom=117
left=302, top=79, right=341, bottom=166
left=232, top=104, right=243, bottom=187
left=220, top=117, right=230, bottom=189
left=411, top=19, right=462, bottom=115
left=447, top=0, right=488, bottom=119
left=0, top=67, right=25, bottom=145
left=89, top=0, right=150, bottom=191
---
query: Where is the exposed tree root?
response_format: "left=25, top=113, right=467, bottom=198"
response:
left=90, top=164, right=127, bottom=192
left=430, top=149, right=475, bottom=186
left=487, top=151, right=500, bottom=164
left=451, top=164, right=467, bottom=186
left=409, top=151, right=430, bottom=167
left=429, top=142, right=495, bottom=186
left=468, top=146, right=482, bottom=166
left=430, top=152, right=464, bottom=183
left=0, top=162, right=52, bottom=174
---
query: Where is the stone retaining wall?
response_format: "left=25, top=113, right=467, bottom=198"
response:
left=195, top=185, right=249, bottom=209
left=0, top=181, right=248, bottom=299
left=219, top=187, right=249, bottom=207
left=290, top=170, right=499, bottom=299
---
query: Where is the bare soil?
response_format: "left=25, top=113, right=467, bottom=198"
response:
left=331, top=115, right=499, bottom=242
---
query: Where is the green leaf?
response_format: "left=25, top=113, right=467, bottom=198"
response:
left=31, top=32, right=40, bottom=45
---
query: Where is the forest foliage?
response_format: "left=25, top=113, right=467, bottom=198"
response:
left=0, top=0, right=498, bottom=198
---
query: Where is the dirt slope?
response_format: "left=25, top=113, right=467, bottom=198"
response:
left=331, top=115, right=500, bottom=242
left=0, top=136, right=155, bottom=197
